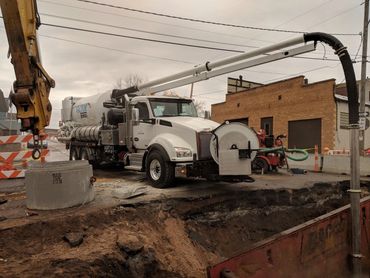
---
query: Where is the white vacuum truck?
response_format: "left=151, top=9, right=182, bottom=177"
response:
left=58, top=91, right=259, bottom=188
left=58, top=37, right=323, bottom=188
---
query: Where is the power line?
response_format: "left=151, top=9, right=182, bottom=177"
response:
left=192, top=67, right=340, bottom=98
left=40, top=34, right=195, bottom=64
left=75, top=0, right=360, bottom=36
left=41, top=13, right=259, bottom=49
left=293, top=55, right=340, bottom=62
left=193, top=94, right=224, bottom=101
left=274, top=0, right=335, bottom=28
left=354, top=33, right=364, bottom=61
left=41, top=22, right=245, bottom=53
left=263, top=65, right=333, bottom=83
left=44, top=11, right=363, bottom=57
left=306, top=4, right=362, bottom=30
left=39, top=0, right=275, bottom=44
left=0, top=15, right=361, bottom=63
left=41, top=22, right=353, bottom=62
left=194, top=89, right=225, bottom=96
left=0, top=25, right=352, bottom=99
left=194, top=64, right=345, bottom=97
left=243, top=69, right=288, bottom=76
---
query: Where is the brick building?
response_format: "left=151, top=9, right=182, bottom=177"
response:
left=211, top=76, right=348, bottom=152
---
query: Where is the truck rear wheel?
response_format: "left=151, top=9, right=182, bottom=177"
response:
left=80, top=148, right=100, bottom=169
left=146, top=150, right=174, bottom=188
left=70, top=147, right=79, bottom=160
left=80, top=149, right=89, bottom=161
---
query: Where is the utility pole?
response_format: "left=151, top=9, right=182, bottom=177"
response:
left=350, top=2, right=369, bottom=277
left=359, top=0, right=369, bottom=153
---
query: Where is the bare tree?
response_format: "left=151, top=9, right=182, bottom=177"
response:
left=162, top=91, right=206, bottom=116
left=193, top=99, right=205, bottom=116
left=163, top=90, right=179, bottom=97
left=114, top=74, right=147, bottom=89
left=114, top=78, right=125, bottom=89
left=124, top=73, right=146, bottom=88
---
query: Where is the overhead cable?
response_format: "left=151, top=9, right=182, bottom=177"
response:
left=41, top=13, right=259, bottom=49
left=75, top=0, right=361, bottom=36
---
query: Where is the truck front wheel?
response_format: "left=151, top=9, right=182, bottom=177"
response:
left=146, top=150, right=174, bottom=188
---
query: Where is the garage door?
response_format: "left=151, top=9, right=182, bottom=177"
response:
left=288, top=118, right=321, bottom=153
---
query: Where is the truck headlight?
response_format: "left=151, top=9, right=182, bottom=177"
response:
left=174, top=147, right=192, bottom=158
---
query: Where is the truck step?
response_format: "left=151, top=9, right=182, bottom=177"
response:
left=128, top=153, right=145, bottom=168
left=124, top=165, right=143, bottom=171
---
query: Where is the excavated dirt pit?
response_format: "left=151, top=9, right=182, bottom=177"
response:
left=0, top=180, right=365, bottom=277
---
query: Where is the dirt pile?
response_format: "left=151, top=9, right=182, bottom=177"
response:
left=0, top=181, right=357, bottom=277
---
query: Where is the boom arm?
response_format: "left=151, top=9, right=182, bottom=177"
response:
left=0, top=0, right=54, bottom=139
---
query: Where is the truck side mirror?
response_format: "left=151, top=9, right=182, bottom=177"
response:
left=132, top=108, right=139, bottom=125
left=204, top=110, right=211, bottom=120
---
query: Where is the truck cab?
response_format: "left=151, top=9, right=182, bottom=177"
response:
left=129, top=96, right=219, bottom=187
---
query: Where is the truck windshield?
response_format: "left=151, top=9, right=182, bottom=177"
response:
left=150, top=99, right=198, bottom=117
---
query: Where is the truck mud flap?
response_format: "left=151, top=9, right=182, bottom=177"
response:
left=207, top=196, right=370, bottom=278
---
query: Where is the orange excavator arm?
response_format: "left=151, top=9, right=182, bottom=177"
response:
left=0, top=0, right=54, bottom=141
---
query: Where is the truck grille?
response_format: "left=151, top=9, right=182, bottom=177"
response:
left=197, top=132, right=213, bottom=160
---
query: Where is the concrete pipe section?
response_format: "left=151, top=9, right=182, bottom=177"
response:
left=25, top=160, right=95, bottom=210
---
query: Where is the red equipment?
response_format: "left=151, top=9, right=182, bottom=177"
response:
left=252, top=129, right=287, bottom=173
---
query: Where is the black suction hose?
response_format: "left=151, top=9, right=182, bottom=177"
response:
left=304, top=32, right=359, bottom=125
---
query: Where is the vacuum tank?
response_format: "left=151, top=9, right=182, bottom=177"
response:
left=61, top=91, right=112, bottom=126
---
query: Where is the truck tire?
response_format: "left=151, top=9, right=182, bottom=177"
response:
left=80, top=148, right=100, bottom=169
left=80, top=148, right=89, bottom=161
left=70, top=147, right=80, bottom=160
left=146, top=150, right=174, bottom=188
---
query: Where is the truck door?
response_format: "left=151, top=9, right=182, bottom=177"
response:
left=132, top=101, right=155, bottom=150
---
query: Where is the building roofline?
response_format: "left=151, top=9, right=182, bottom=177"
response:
left=226, top=76, right=304, bottom=97
left=227, top=76, right=264, bottom=85
left=211, top=76, right=337, bottom=108
left=212, top=76, right=335, bottom=105
left=336, top=78, right=370, bottom=87
left=227, top=76, right=335, bottom=96
left=212, top=101, right=226, bottom=107
left=306, top=78, right=336, bottom=86
left=334, top=94, right=370, bottom=106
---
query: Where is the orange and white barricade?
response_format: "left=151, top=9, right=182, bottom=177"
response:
left=0, top=134, right=33, bottom=144
left=0, top=134, right=49, bottom=179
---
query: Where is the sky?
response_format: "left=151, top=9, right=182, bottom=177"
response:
left=0, top=0, right=366, bottom=128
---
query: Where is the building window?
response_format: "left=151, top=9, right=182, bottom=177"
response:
left=261, top=117, right=273, bottom=135
left=340, top=112, right=349, bottom=129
